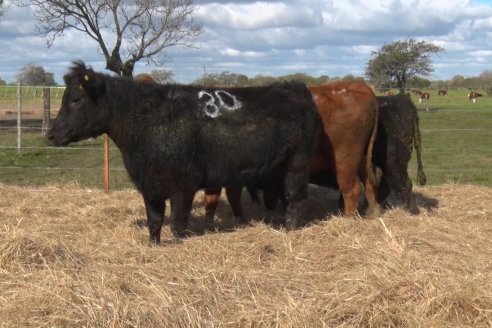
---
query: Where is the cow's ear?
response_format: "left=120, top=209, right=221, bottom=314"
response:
left=79, top=69, right=106, bottom=101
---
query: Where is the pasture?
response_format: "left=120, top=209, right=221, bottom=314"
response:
left=0, top=85, right=491, bottom=326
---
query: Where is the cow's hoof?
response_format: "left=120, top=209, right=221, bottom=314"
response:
left=365, top=205, right=382, bottom=218
left=284, top=218, right=297, bottom=231
left=148, top=235, right=161, bottom=245
left=230, top=216, right=249, bottom=228
left=408, top=205, right=421, bottom=215
left=203, top=219, right=216, bottom=232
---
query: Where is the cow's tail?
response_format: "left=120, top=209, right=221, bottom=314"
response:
left=366, top=100, right=381, bottom=187
left=413, top=111, right=427, bottom=185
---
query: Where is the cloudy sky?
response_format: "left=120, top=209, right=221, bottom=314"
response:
left=1, top=0, right=492, bottom=84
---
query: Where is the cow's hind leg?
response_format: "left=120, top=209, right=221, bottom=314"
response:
left=204, top=187, right=222, bottom=230
left=362, top=175, right=381, bottom=218
left=143, top=195, right=166, bottom=244
left=336, top=159, right=363, bottom=216
left=170, top=189, right=196, bottom=240
left=338, top=175, right=362, bottom=217
left=359, top=164, right=382, bottom=218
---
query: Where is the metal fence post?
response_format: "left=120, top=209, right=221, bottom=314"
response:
left=42, top=85, right=50, bottom=138
left=16, top=83, right=22, bottom=154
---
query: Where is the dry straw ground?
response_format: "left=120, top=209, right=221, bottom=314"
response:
left=0, top=182, right=491, bottom=327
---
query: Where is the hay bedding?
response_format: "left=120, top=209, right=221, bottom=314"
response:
left=0, top=182, right=491, bottom=327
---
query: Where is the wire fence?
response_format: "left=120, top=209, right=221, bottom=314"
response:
left=0, top=84, right=491, bottom=189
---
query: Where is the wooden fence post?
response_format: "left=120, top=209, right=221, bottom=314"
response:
left=103, top=134, right=109, bottom=193
left=42, top=85, right=50, bottom=138
left=16, top=83, right=21, bottom=155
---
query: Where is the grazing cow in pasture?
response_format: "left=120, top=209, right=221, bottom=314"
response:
left=418, top=92, right=430, bottom=103
left=47, top=61, right=321, bottom=243
left=206, top=81, right=382, bottom=221
left=468, top=91, right=483, bottom=103
left=374, top=94, right=426, bottom=214
left=411, top=89, right=422, bottom=96
left=438, top=89, right=448, bottom=96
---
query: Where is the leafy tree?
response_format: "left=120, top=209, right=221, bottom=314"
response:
left=0, top=77, right=6, bottom=85
left=449, top=75, right=466, bottom=87
left=17, top=0, right=202, bottom=77
left=366, top=38, right=444, bottom=93
left=406, top=76, right=431, bottom=89
left=341, top=74, right=365, bottom=82
left=16, top=63, right=55, bottom=85
left=278, top=72, right=333, bottom=85
left=247, top=74, right=278, bottom=86
left=479, top=70, right=492, bottom=95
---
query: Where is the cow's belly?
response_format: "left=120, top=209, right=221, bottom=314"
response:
left=200, top=122, right=290, bottom=187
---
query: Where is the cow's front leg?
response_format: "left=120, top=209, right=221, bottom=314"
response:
left=284, top=152, right=310, bottom=230
left=170, top=189, right=196, bottom=240
left=225, top=185, right=246, bottom=226
left=143, top=195, right=166, bottom=244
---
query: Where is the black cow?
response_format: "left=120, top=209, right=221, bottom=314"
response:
left=375, top=94, right=426, bottom=214
left=47, top=61, right=321, bottom=243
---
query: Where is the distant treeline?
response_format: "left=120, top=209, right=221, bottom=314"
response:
left=191, top=70, right=492, bottom=96
left=3, top=69, right=491, bottom=96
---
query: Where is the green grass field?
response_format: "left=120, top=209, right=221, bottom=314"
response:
left=403, top=89, right=492, bottom=185
left=0, top=87, right=491, bottom=190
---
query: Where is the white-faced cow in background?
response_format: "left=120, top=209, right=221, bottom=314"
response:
left=418, top=92, right=430, bottom=103
left=468, top=91, right=483, bottom=103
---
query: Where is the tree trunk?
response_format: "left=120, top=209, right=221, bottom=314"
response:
left=105, top=49, right=134, bottom=77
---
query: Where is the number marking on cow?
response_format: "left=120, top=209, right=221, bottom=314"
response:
left=198, top=90, right=242, bottom=118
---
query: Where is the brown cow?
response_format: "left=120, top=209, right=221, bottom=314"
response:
left=468, top=91, right=483, bottom=103
left=135, top=73, right=156, bottom=83
left=418, top=92, right=430, bottom=103
left=308, top=82, right=381, bottom=217
left=438, top=89, right=448, bottom=96
left=204, top=81, right=382, bottom=224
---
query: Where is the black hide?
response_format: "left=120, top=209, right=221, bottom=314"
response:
left=375, top=94, right=426, bottom=214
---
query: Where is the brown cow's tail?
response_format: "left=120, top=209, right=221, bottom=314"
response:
left=366, top=99, right=380, bottom=187
left=413, top=111, right=427, bottom=185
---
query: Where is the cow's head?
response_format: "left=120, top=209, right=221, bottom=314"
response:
left=47, top=61, right=108, bottom=146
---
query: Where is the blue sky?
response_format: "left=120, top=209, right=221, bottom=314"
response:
left=1, top=0, right=492, bottom=84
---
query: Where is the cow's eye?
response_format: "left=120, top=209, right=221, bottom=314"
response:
left=71, top=97, right=81, bottom=105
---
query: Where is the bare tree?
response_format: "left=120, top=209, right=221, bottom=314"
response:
left=149, top=69, right=175, bottom=84
left=0, top=0, right=5, bottom=17
left=17, top=63, right=56, bottom=85
left=17, top=0, right=202, bottom=77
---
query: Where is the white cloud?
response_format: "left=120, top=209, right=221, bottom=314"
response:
left=1, top=0, right=492, bottom=83
left=196, top=2, right=322, bottom=30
